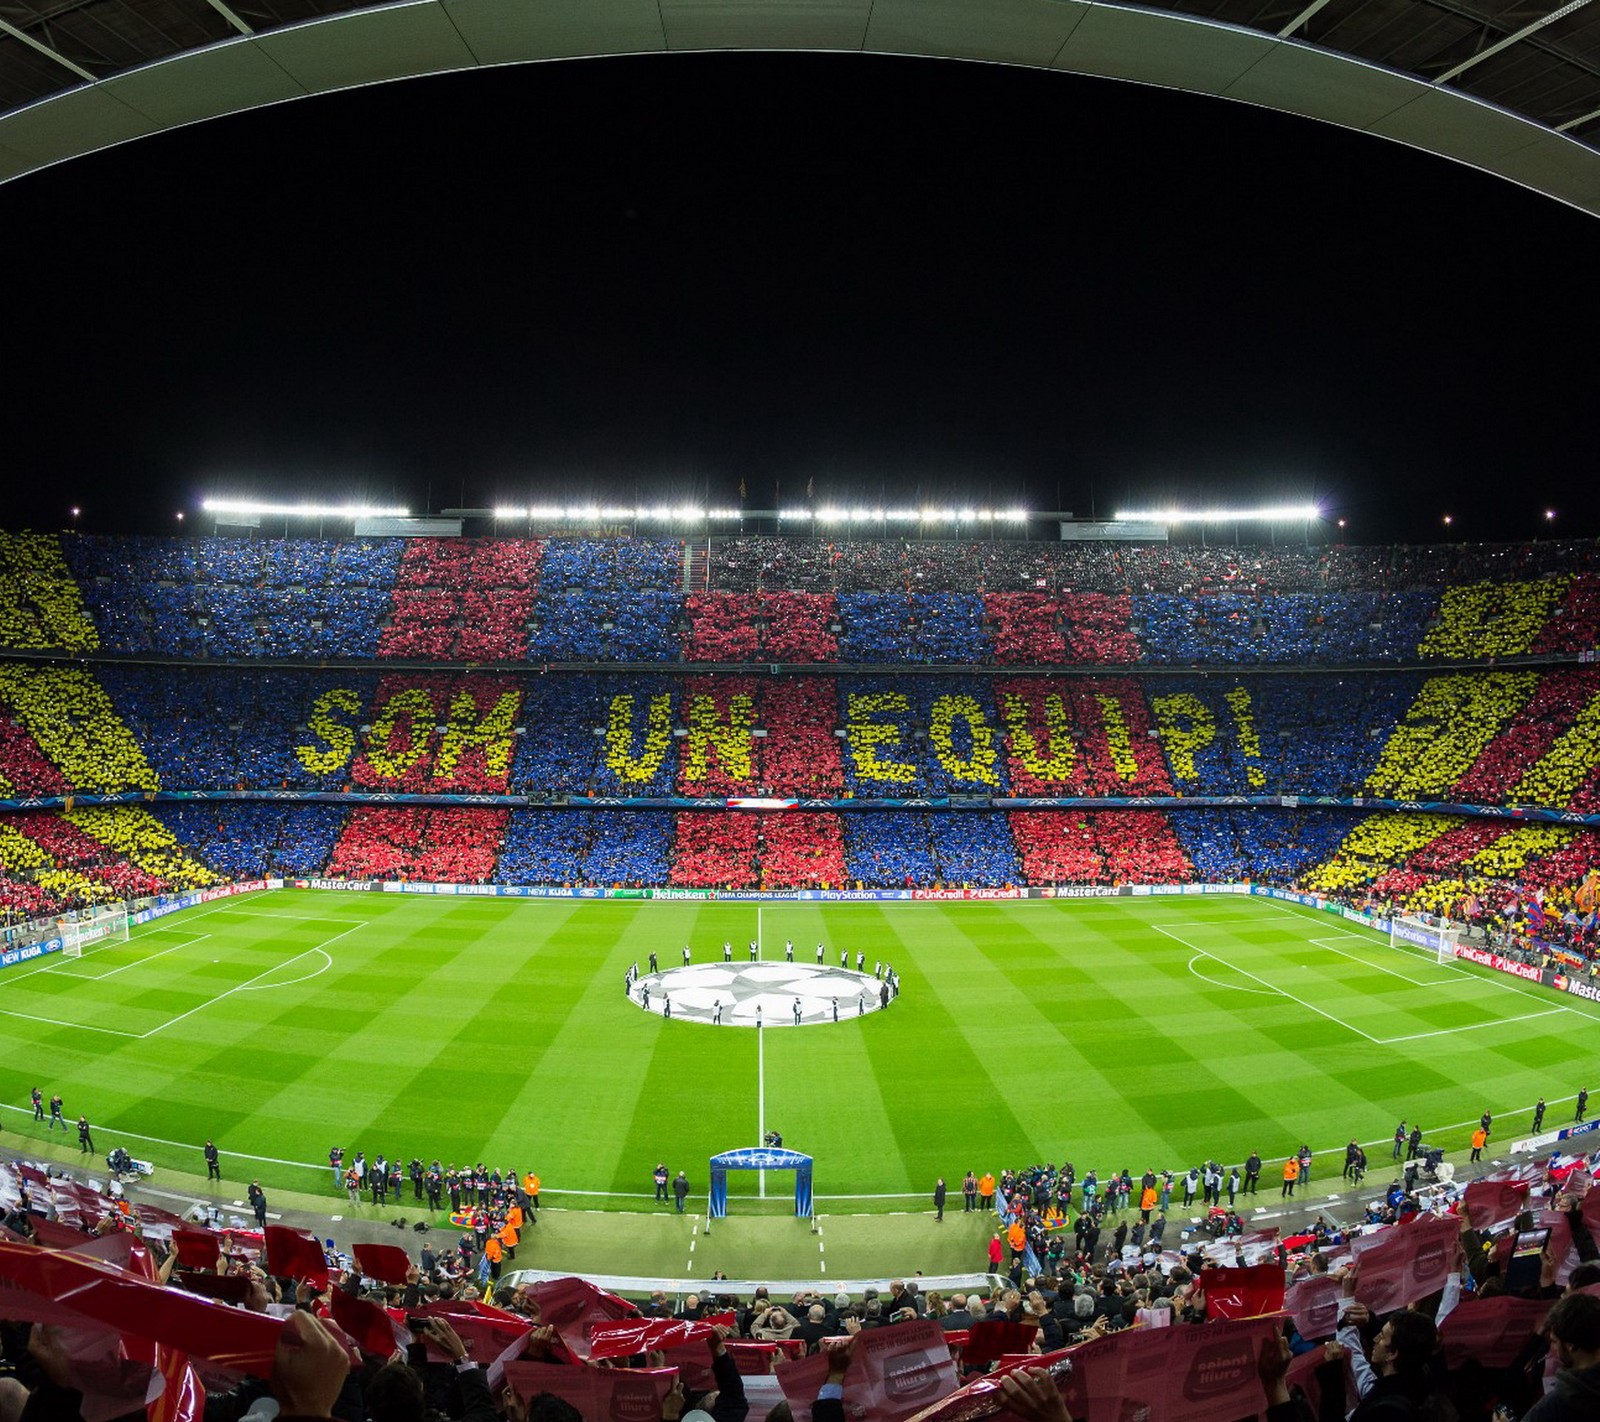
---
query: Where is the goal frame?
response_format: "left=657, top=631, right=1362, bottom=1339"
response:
left=59, top=903, right=130, bottom=958
left=1389, top=914, right=1459, bottom=965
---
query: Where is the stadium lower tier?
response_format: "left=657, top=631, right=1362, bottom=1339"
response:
left=8, top=662, right=1600, bottom=813
left=2, top=804, right=1597, bottom=954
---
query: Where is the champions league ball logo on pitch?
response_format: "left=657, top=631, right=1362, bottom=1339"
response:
left=627, top=960, right=896, bottom=1027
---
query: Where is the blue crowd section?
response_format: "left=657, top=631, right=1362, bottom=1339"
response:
left=1130, top=592, right=1439, bottom=665
left=496, top=809, right=672, bottom=885
left=931, top=813, right=1022, bottom=886
left=152, top=802, right=347, bottom=878
left=97, top=666, right=382, bottom=791
left=1170, top=808, right=1353, bottom=884
left=1144, top=675, right=1422, bottom=796
left=527, top=591, right=679, bottom=661
left=843, top=811, right=936, bottom=886
left=535, top=538, right=681, bottom=591
left=836, top=593, right=990, bottom=662
left=64, top=535, right=403, bottom=657
left=837, top=811, right=1021, bottom=887
left=508, top=676, right=679, bottom=796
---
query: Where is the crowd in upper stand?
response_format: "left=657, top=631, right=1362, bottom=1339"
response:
left=3, top=529, right=1596, bottom=664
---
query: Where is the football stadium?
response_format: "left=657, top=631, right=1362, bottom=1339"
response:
left=5, top=4, right=1600, bottom=1420
left=3, top=524, right=1600, bottom=1416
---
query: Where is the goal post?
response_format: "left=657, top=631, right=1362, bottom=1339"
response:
left=1389, top=914, right=1460, bottom=965
left=59, top=903, right=129, bottom=958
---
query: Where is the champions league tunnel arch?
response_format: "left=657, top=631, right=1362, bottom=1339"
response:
left=708, top=1147, right=813, bottom=1218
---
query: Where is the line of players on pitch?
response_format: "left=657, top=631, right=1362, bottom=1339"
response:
left=622, top=940, right=902, bottom=1024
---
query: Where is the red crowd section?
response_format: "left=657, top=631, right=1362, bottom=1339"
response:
left=377, top=538, right=543, bottom=661
left=325, top=806, right=510, bottom=884
left=1008, top=811, right=1194, bottom=885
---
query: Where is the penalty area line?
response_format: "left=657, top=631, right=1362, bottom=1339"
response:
left=1151, top=922, right=1382, bottom=1043
left=1375, top=1005, right=1571, bottom=1045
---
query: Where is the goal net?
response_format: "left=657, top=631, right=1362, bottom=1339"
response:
left=60, top=903, right=130, bottom=959
left=1388, top=914, right=1460, bottom=965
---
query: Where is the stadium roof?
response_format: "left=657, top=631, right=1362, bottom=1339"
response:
left=1, top=0, right=1599, bottom=216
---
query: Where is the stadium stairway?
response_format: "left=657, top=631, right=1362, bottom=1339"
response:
left=683, top=538, right=709, bottom=595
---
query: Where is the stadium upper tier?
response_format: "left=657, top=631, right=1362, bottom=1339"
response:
left=3, top=530, right=1599, bottom=665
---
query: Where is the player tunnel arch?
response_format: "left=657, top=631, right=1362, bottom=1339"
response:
left=1, top=0, right=1597, bottom=217
left=709, top=1145, right=814, bottom=1218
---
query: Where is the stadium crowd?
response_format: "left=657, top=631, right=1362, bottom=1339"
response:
left=2, top=1124, right=1598, bottom=1422
left=10, top=529, right=1600, bottom=666
left=6, top=799, right=1600, bottom=961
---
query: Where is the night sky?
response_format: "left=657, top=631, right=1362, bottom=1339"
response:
left=3, top=51, right=1594, bottom=544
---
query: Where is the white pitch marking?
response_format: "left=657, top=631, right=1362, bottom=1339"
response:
left=1308, top=935, right=1473, bottom=987
left=0, top=1006, right=144, bottom=1037
left=233, top=948, right=332, bottom=993
left=139, top=923, right=361, bottom=1039
left=758, top=1019, right=766, bottom=1200
left=49, top=934, right=210, bottom=981
left=1272, top=899, right=1600, bottom=1021
left=1375, top=1006, right=1570, bottom=1045
left=1185, top=955, right=1279, bottom=996
left=1153, top=923, right=1382, bottom=1042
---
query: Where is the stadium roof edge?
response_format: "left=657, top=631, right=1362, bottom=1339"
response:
left=0, top=0, right=1596, bottom=217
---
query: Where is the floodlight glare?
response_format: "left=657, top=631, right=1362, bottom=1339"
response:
left=1113, top=504, right=1322, bottom=525
left=202, top=499, right=411, bottom=519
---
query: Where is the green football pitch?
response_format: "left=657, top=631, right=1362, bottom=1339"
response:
left=3, top=889, right=1597, bottom=1216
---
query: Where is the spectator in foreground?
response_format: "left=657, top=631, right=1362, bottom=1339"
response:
left=1338, top=1297, right=1447, bottom=1421
left=1525, top=1292, right=1600, bottom=1421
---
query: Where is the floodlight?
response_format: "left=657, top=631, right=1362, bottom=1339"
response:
left=779, top=509, right=812, bottom=520
left=1113, top=504, right=1321, bottom=524
left=202, top=499, right=411, bottom=519
left=708, top=508, right=743, bottom=520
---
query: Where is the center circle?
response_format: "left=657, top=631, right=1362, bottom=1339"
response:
left=626, top=961, right=896, bottom=1027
